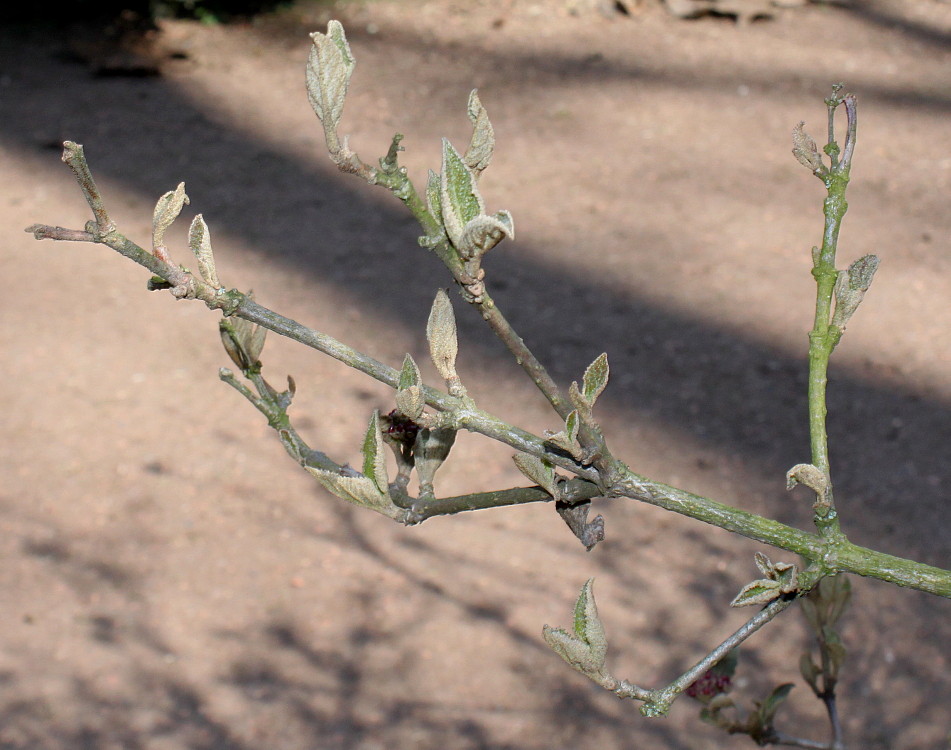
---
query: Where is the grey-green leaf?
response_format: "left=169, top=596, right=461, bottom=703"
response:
left=426, top=289, right=459, bottom=383
left=398, top=354, right=421, bottom=390
left=542, top=625, right=598, bottom=674
left=306, top=21, right=356, bottom=130
left=792, top=122, right=824, bottom=174
left=440, top=139, right=484, bottom=247
left=188, top=214, right=221, bottom=288
left=152, top=182, right=189, bottom=249
left=307, top=467, right=400, bottom=520
left=582, top=353, right=609, bottom=406
left=573, top=578, right=607, bottom=670
left=395, top=384, right=424, bottom=420
left=512, top=453, right=557, bottom=497
left=730, top=578, right=782, bottom=608
left=361, top=411, right=389, bottom=495
left=464, top=89, right=495, bottom=175
left=457, top=211, right=515, bottom=260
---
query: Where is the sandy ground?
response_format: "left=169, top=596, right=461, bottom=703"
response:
left=2, top=1, right=951, bottom=747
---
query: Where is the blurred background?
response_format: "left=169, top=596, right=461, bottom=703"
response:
left=2, top=1, right=950, bottom=747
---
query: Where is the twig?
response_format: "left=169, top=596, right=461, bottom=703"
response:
left=633, top=595, right=796, bottom=717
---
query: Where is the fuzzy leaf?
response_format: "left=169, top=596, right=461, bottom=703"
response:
left=426, top=169, right=443, bottom=228
left=544, top=409, right=584, bottom=460
left=582, top=353, right=609, bottom=406
left=395, top=384, right=424, bottom=420
left=361, top=410, right=389, bottom=495
left=846, top=254, right=880, bottom=291
left=542, top=626, right=599, bottom=674
left=730, top=578, right=782, bottom=608
left=187, top=214, right=221, bottom=288
left=398, top=354, right=421, bottom=390
left=440, top=139, right=484, bottom=247
left=426, top=289, right=459, bottom=383
left=564, top=410, right=580, bottom=443
left=306, top=20, right=356, bottom=130
left=464, top=89, right=495, bottom=175
left=152, top=182, right=189, bottom=249
left=786, top=463, right=831, bottom=504
left=773, top=562, right=798, bottom=593
left=512, top=453, right=557, bottom=497
left=568, top=381, right=589, bottom=415
left=792, top=122, right=824, bottom=173
left=456, top=211, right=515, bottom=260
left=307, top=468, right=400, bottom=519
left=573, top=579, right=607, bottom=671
left=754, top=551, right=773, bottom=578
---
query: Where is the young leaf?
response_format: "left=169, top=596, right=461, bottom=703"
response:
left=573, top=578, right=607, bottom=670
left=792, top=122, right=824, bottom=174
left=361, top=410, right=389, bottom=495
left=307, top=467, right=401, bottom=520
left=187, top=214, right=221, bottom=288
left=426, top=289, right=459, bottom=384
left=440, top=139, right=484, bottom=247
left=152, top=182, right=189, bottom=250
left=544, top=410, right=584, bottom=461
left=395, top=385, right=424, bottom=420
left=754, top=551, right=773, bottom=578
left=759, top=683, right=794, bottom=726
left=730, top=578, right=782, bottom=608
left=426, top=169, right=443, bottom=229
left=582, top=353, right=609, bottom=406
left=306, top=20, right=356, bottom=130
left=464, top=89, right=495, bottom=175
left=512, top=453, right=557, bottom=497
left=457, top=210, right=515, bottom=260
left=398, top=354, right=421, bottom=390
left=542, top=625, right=599, bottom=674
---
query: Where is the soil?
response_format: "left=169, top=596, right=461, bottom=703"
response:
left=2, top=1, right=950, bottom=748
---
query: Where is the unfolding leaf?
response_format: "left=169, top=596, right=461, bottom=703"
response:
left=426, top=289, right=459, bottom=383
left=440, top=139, right=484, bottom=247
left=754, top=551, right=773, bottom=578
left=512, top=453, right=557, bottom=497
left=792, top=122, right=824, bottom=173
left=456, top=210, right=515, bottom=260
left=544, top=411, right=584, bottom=461
left=426, top=169, right=443, bottom=229
left=306, top=20, right=356, bottom=130
left=361, top=410, right=389, bottom=495
left=582, top=353, right=609, bottom=406
left=307, top=467, right=400, bottom=519
left=730, top=578, right=782, bottom=608
left=398, top=354, right=421, bottom=390
left=152, top=182, right=189, bottom=249
left=573, top=578, right=607, bottom=670
left=542, top=625, right=599, bottom=674
left=464, top=89, right=495, bottom=175
left=187, top=214, right=221, bottom=288
left=395, top=384, right=424, bottom=420
left=758, top=683, right=794, bottom=726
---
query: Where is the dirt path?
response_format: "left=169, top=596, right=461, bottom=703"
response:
left=3, top=1, right=950, bottom=747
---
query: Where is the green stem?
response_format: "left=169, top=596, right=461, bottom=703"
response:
left=806, top=93, right=856, bottom=540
